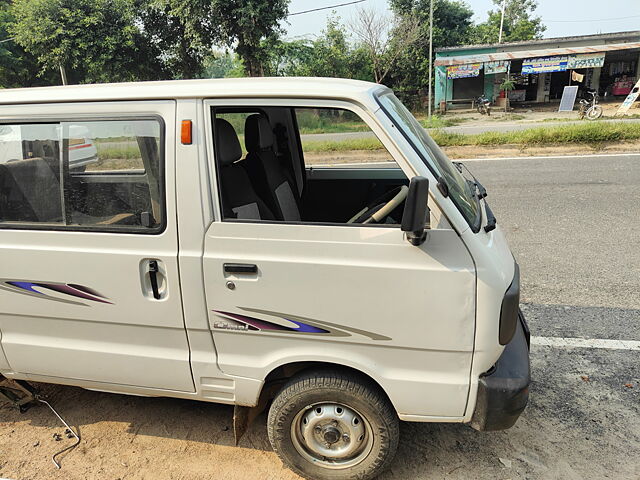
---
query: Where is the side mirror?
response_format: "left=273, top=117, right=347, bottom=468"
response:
left=401, top=176, right=430, bottom=246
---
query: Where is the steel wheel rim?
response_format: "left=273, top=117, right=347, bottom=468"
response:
left=290, top=402, right=374, bottom=469
left=587, top=106, right=602, bottom=119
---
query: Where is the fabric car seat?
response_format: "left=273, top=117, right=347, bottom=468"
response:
left=215, top=119, right=274, bottom=220
left=243, top=114, right=301, bottom=221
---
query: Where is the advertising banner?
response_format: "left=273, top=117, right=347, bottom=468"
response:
left=484, top=60, right=510, bottom=75
left=567, top=53, right=606, bottom=69
left=447, top=63, right=482, bottom=79
left=522, top=56, right=568, bottom=74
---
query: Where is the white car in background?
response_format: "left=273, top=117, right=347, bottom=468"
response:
left=0, top=124, right=98, bottom=170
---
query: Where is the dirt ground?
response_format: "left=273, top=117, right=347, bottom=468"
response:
left=441, top=98, right=640, bottom=124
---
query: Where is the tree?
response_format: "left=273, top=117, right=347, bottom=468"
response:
left=202, top=51, right=245, bottom=78
left=387, top=0, right=475, bottom=97
left=136, top=1, right=205, bottom=79
left=267, top=17, right=374, bottom=81
left=0, top=0, right=57, bottom=87
left=11, top=0, right=163, bottom=84
left=163, top=0, right=289, bottom=77
left=348, top=7, right=419, bottom=84
left=471, top=0, right=546, bottom=44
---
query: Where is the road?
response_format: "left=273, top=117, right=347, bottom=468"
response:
left=1, top=154, right=639, bottom=479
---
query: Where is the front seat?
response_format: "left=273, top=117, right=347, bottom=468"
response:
left=244, top=114, right=301, bottom=221
left=215, top=119, right=274, bottom=220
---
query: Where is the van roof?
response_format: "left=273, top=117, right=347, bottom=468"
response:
left=0, top=77, right=390, bottom=105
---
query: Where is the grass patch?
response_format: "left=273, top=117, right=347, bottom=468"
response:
left=418, top=115, right=466, bottom=128
left=301, top=138, right=384, bottom=152
left=430, top=121, right=640, bottom=147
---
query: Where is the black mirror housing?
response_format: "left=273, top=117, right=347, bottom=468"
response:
left=401, top=176, right=430, bottom=246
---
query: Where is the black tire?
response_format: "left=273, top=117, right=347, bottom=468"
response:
left=267, top=369, right=399, bottom=480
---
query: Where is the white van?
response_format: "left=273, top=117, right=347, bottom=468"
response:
left=0, top=78, right=530, bottom=480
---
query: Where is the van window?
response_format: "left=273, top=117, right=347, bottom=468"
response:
left=212, top=106, right=408, bottom=225
left=295, top=108, right=394, bottom=168
left=0, top=119, right=163, bottom=232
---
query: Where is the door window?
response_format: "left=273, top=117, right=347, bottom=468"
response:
left=212, top=106, right=408, bottom=225
left=0, top=119, right=164, bottom=232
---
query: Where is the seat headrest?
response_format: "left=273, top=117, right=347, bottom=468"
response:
left=245, top=115, right=275, bottom=152
left=215, top=119, right=242, bottom=166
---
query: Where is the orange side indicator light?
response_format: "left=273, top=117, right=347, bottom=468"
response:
left=181, top=120, right=193, bottom=145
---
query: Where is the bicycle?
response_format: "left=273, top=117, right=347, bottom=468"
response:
left=578, top=90, right=603, bottom=120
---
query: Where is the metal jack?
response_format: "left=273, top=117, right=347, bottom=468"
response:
left=0, top=375, right=81, bottom=468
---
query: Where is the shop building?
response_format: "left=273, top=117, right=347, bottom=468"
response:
left=434, top=31, right=640, bottom=109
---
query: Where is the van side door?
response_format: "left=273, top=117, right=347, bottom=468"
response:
left=201, top=99, right=476, bottom=418
left=0, top=101, right=194, bottom=392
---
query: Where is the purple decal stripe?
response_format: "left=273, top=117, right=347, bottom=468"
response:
left=4, top=281, right=112, bottom=305
left=40, top=284, right=112, bottom=305
left=214, top=310, right=329, bottom=334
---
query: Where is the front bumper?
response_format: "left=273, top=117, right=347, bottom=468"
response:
left=470, top=310, right=531, bottom=431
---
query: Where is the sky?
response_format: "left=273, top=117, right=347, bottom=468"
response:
left=284, top=0, right=640, bottom=41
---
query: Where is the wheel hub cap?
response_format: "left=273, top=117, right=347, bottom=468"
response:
left=291, top=403, right=373, bottom=469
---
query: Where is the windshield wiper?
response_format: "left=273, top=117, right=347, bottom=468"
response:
left=484, top=203, right=497, bottom=233
left=454, top=161, right=487, bottom=199
left=455, top=162, right=497, bottom=232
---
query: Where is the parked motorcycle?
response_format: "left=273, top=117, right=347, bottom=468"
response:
left=476, top=95, right=491, bottom=116
left=579, top=90, right=603, bottom=120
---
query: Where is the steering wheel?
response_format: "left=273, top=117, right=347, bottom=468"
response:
left=347, top=185, right=409, bottom=224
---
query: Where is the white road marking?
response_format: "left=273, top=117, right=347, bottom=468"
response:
left=531, top=336, right=640, bottom=351
left=461, top=152, right=639, bottom=162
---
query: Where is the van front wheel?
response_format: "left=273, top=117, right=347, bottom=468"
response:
left=267, top=370, right=399, bottom=480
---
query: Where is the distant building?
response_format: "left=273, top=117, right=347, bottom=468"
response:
left=434, top=30, right=640, bottom=109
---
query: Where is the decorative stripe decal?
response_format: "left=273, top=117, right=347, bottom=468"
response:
left=0, top=280, right=112, bottom=306
left=212, top=308, right=391, bottom=341
left=213, top=310, right=330, bottom=334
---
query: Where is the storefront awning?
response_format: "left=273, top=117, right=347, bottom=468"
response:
left=434, top=42, right=640, bottom=67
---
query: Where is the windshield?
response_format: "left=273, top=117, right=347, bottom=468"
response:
left=376, top=93, right=480, bottom=231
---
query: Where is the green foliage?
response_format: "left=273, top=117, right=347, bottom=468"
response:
left=266, top=17, right=374, bottom=81
left=202, top=51, right=245, bottom=78
left=163, top=0, right=288, bottom=76
left=500, top=77, right=516, bottom=91
left=388, top=0, right=476, bottom=95
left=470, top=0, right=546, bottom=44
left=136, top=1, right=205, bottom=79
left=275, top=18, right=372, bottom=79
left=0, top=0, right=56, bottom=87
left=11, top=0, right=163, bottom=83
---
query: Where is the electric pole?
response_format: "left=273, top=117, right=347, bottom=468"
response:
left=428, top=0, right=434, bottom=118
left=498, top=0, right=506, bottom=43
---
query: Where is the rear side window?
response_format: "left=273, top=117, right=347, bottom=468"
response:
left=0, top=119, right=164, bottom=233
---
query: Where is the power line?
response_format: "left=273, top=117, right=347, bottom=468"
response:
left=288, top=0, right=367, bottom=17
left=0, top=37, right=15, bottom=44
left=545, top=14, right=640, bottom=23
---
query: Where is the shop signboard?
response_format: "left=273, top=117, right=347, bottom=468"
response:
left=484, top=60, right=510, bottom=75
left=567, top=53, right=606, bottom=69
left=447, top=63, right=482, bottom=79
left=615, top=78, right=640, bottom=116
left=522, top=56, right=568, bottom=74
